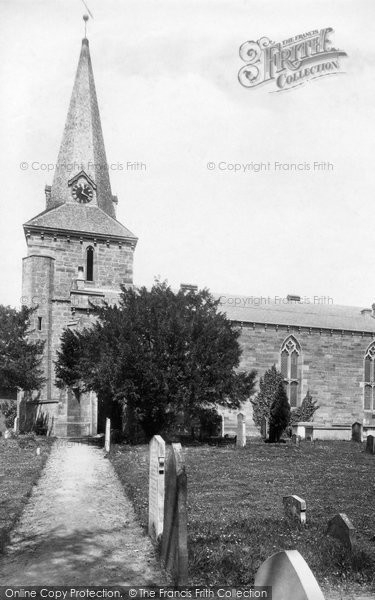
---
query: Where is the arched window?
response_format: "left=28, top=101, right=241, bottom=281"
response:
left=280, top=336, right=301, bottom=408
left=86, top=246, right=94, bottom=282
left=364, top=343, right=375, bottom=411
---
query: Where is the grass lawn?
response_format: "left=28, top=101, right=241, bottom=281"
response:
left=110, top=439, right=375, bottom=597
left=0, top=434, right=54, bottom=550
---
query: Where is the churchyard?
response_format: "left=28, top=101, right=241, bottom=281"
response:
left=110, top=437, right=375, bottom=598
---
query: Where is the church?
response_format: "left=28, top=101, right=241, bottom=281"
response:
left=19, top=31, right=375, bottom=440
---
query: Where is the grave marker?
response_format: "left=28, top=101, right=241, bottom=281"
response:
left=366, top=434, right=375, bottom=454
left=104, top=418, right=111, bottom=453
left=326, top=513, right=355, bottom=549
left=161, top=443, right=188, bottom=585
left=261, top=416, right=269, bottom=439
left=148, top=435, right=165, bottom=540
left=283, top=495, right=306, bottom=524
left=220, top=415, right=225, bottom=437
left=291, top=434, right=301, bottom=446
left=254, top=549, right=325, bottom=600
left=351, top=422, right=362, bottom=443
left=236, top=412, right=246, bottom=447
left=13, top=417, right=19, bottom=433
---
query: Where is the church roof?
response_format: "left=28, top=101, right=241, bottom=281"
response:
left=215, top=294, right=375, bottom=333
left=48, top=38, right=116, bottom=218
left=24, top=203, right=137, bottom=241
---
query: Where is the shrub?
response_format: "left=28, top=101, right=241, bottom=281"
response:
left=0, top=400, right=17, bottom=429
left=290, top=390, right=319, bottom=424
left=269, top=381, right=291, bottom=443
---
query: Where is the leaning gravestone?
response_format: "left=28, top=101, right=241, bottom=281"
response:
left=104, top=418, right=111, bottom=453
left=366, top=434, right=375, bottom=454
left=148, top=435, right=165, bottom=540
left=326, top=513, right=355, bottom=549
left=283, top=495, right=306, bottom=524
left=236, top=412, right=246, bottom=447
left=254, top=549, right=325, bottom=600
left=161, top=443, right=188, bottom=585
left=351, top=422, right=362, bottom=442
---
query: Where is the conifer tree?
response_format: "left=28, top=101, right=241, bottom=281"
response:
left=269, top=381, right=291, bottom=442
left=251, top=364, right=284, bottom=429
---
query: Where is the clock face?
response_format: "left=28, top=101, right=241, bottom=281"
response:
left=72, top=181, right=93, bottom=203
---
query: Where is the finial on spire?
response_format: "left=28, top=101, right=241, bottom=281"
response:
left=83, top=14, right=89, bottom=38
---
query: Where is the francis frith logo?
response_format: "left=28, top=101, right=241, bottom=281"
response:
left=238, top=28, right=347, bottom=92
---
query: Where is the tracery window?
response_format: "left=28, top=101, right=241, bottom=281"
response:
left=364, top=343, right=375, bottom=411
left=280, top=336, right=301, bottom=408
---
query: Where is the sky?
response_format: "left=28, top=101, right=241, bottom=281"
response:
left=0, top=0, right=374, bottom=309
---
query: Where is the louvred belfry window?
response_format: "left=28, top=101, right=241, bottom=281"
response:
left=364, top=343, right=375, bottom=411
left=280, top=336, right=302, bottom=408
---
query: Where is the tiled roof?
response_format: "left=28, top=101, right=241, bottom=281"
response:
left=214, top=294, right=375, bottom=333
left=24, top=203, right=137, bottom=241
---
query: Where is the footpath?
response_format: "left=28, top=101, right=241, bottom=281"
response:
left=0, top=442, right=163, bottom=585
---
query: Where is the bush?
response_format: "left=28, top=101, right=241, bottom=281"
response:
left=0, top=400, right=17, bottom=429
left=290, top=390, right=319, bottom=424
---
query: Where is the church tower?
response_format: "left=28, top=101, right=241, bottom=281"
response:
left=21, top=31, right=137, bottom=436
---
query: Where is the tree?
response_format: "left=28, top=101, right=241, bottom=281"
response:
left=290, top=390, right=319, bottom=424
left=0, top=305, right=45, bottom=391
left=251, top=365, right=284, bottom=429
left=55, top=281, right=257, bottom=440
left=269, top=381, right=291, bottom=442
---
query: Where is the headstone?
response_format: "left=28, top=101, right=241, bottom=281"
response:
left=36, top=447, right=40, bottom=456
left=326, top=513, right=355, bottom=549
left=283, top=495, right=306, bottom=524
left=254, top=549, right=325, bottom=600
left=148, top=435, right=165, bottom=540
left=161, top=443, right=188, bottom=585
left=13, top=417, right=19, bottom=433
left=261, top=416, right=269, bottom=439
left=4, top=430, right=10, bottom=440
left=365, top=434, right=375, bottom=454
left=236, top=412, right=246, bottom=447
left=291, top=434, right=301, bottom=446
left=220, top=415, right=225, bottom=437
left=351, top=422, right=362, bottom=443
left=104, top=417, right=111, bottom=453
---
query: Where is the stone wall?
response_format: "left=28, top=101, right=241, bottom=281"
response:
left=222, top=324, right=375, bottom=436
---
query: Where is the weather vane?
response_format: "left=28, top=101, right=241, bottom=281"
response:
left=81, top=0, right=94, bottom=37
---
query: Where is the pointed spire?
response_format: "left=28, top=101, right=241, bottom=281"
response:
left=49, top=37, right=116, bottom=218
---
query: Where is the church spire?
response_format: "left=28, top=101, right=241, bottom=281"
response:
left=48, top=32, right=116, bottom=218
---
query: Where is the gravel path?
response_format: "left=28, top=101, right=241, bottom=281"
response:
left=0, top=442, right=163, bottom=585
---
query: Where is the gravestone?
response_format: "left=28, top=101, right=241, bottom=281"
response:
left=261, top=416, right=269, bottom=439
left=236, top=412, right=246, bottom=447
left=104, top=418, right=111, bottom=453
left=161, top=443, right=188, bottom=585
left=366, top=434, right=375, bottom=454
left=148, top=435, right=165, bottom=540
left=13, top=417, right=19, bottom=433
left=254, top=549, right=325, bottom=600
left=326, top=513, right=355, bottom=549
left=4, top=430, right=10, bottom=440
left=292, top=434, right=301, bottom=446
left=36, top=447, right=40, bottom=456
left=351, top=422, right=362, bottom=443
left=220, top=415, right=225, bottom=437
left=283, top=495, right=306, bottom=524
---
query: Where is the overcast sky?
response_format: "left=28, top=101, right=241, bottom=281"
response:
left=0, top=0, right=374, bottom=309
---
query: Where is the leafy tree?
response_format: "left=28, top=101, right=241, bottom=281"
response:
left=0, top=305, right=45, bottom=391
left=269, top=381, right=291, bottom=442
left=290, top=390, right=319, bottom=424
left=251, top=365, right=284, bottom=429
left=55, top=281, right=257, bottom=440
